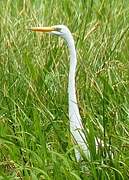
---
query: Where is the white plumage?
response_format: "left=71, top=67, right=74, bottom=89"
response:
left=30, top=25, right=90, bottom=161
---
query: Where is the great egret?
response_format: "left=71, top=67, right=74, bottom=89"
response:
left=30, top=25, right=90, bottom=161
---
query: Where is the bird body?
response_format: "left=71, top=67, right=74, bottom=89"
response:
left=30, top=25, right=90, bottom=161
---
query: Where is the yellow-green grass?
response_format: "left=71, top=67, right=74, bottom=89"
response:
left=0, top=0, right=129, bottom=179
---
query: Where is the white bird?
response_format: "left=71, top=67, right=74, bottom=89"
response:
left=30, top=25, right=90, bottom=161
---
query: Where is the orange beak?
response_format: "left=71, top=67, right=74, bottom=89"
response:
left=29, top=26, right=55, bottom=32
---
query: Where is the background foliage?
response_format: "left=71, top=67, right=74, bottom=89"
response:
left=0, top=0, right=129, bottom=179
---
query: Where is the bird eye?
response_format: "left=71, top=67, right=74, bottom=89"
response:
left=55, top=27, right=62, bottom=32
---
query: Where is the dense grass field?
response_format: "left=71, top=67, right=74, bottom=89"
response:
left=1, top=0, right=129, bottom=179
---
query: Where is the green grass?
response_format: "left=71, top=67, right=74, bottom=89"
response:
left=1, top=0, right=129, bottom=179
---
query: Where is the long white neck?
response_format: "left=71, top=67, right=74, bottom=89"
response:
left=66, top=34, right=90, bottom=161
left=67, top=37, right=83, bottom=129
left=67, top=37, right=78, bottom=109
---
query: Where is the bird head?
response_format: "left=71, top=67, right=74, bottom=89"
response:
left=30, top=25, right=72, bottom=43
